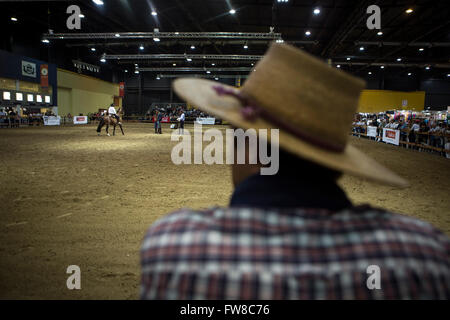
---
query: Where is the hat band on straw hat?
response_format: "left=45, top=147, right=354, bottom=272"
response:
left=212, top=85, right=345, bottom=153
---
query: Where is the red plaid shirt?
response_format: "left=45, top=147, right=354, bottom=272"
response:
left=140, top=175, right=450, bottom=300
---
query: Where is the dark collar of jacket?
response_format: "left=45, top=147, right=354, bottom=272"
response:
left=230, top=173, right=352, bottom=211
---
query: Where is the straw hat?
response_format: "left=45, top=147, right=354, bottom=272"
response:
left=173, top=42, right=408, bottom=187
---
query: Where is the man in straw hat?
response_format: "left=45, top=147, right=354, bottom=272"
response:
left=140, top=43, right=449, bottom=300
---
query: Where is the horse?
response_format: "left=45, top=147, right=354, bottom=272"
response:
left=96, top=107, right=125, bottom=136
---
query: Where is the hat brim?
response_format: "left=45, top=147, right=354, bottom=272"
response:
left=173, top=78, right=408, bottom=188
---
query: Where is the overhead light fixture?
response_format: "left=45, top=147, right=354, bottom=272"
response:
left=156, top=75, right=160, bottom=80
left=215, top=77, right=219, bottom=80
left=447, top=74, right=450, bottom=77
left=16, top=92, right=23, bottom=101
left=139, top=45, right=144, bottom=50
left=173, top=63, right=177, bottom=66
left=151, top=11, right=157, bottom=16
left=276, top=39, right=284, bottom=43
left=41, top=39, right=50, bottom=44
left=251, top=63, right=254, bottom=66
left=380, top=66, right=385, bottom=69
left=79, top=14, right=85, bottom=18
left=11, top=17, right=18, bottom=22
left=3, top=91, right=11, bottom=100
left=305, top=30, right=311, bottom=36
left=425, top=66, right=430, bottom=70
left=153, top=37, right=160, bottom=42
left=92, top=0, right=104, bottom=5
left=190, top=45, right=195, bottom=49
left=397, top=58, right=402, bottom=62
left=211, top=63, right=215, bottom=66
left=347, top=57, right=351, bottom=61
left=243, top=44, right=248, bottom=49
left=408, top=73, right=412, bottom=76
left=229, top=9, right=236, bottom=14
left=377, top=31, right=383, bottom=36
left=186, top=58, right=192, bottom=62
left=406, top=8, right=413, bottom=14
left=336, top=65, right=341, bottom=68
left=115, top=33, right=120, bottom=37
left=368, top=72, right=372, bottom=75
left=419, top=48, right=424, bottom=51
left=91, top=47, right=96, bottom=52
left=313, top=8, right=320, bottom=15
left=359, top=46, right=365, bottom=51
left=206, top=70, right=211, bottom=74
left=135, top=70, right=139, bottom=74
left=100, top=58, right=106, bottom=63
left=124, top=70, right=128, bottom=73
left=277, top=0, right=289, bottom=2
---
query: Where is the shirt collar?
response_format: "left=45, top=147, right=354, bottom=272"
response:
left=230, top=173, right=352, bottom=211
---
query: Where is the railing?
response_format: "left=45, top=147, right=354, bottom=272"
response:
left=351, top=125, right=450, bottom=155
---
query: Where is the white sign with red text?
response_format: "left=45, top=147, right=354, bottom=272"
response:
left=382, top=128, right=400, bottom=146
left=73, top=116, right=88, bottom=124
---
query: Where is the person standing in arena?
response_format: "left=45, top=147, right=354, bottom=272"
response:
left=177, top=109, right=185, bottom=135
left=140, top=43, right=449, bottom=300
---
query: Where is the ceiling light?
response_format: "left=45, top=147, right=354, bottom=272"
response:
left=313, top=8, right=320, bottom=15
left=377, top=31, right=383, bottom=36
left=151, top=11, right=157, bottom=16
left=186, top=58, right=192, bottom=62
left=359, top=46, right=364, bottom=51
left=215, top=77, right=219, bottom=80
left=206, top=71, right=211, bottom=74
left=368, top=72, right=372, bottom=75
left=419, top=48, right=424, bottom=51
left=190, top=45, right=195, bottom=49
left=79, top=14, right=85, bottom=18
left=347, top=57, right=351, bottom=61
left=447, top=74, right=450, bottom=77
left=229, top=9, right=236, bottom=14
left=276, top=39, right=284, bottom=43
left=100, top=58, right=106, bottom=63
left=406, top=8, right=413, bottom=14
left=397, top=58, right=402, bottom=62
left=11, top=17, right=18, bottom=22
left=41, top=39, right=50, bottom=44
left=91, top=48, right=96, bottom=52
left=380, top=66, right=385, bottom=69
left=115, top=33, right=120, bottom=37
left=135, top=70, right=139, bottom=74
left=211, top=63, right=215, bottom=66
left=153, top=37, right=160, bottom=42
left=173, top=63, right=176, bottom=66
left=408, top=73, right=412, bottom=76
left=244, top=44, right=248, bottom=49
left=124, top=70, right=128, bottom=73
left=92, top=0, right=104, bottom=5
left=336, top=65, right=341, bottom=68
left=156, top=75, right=160, bottom=80
left=305, top=30, right=311, bottom=36
left=140, top=45, right=144, bottom=50
left=425, top=66, right=430, bottom=70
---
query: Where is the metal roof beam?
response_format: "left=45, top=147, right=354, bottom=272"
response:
left=104, top=54, right=263, bottom=60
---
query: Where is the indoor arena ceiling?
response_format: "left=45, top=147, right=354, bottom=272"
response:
left=2, top=0, right=450, bottom=78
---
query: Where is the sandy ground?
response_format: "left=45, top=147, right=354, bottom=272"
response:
left=0, top=123, right=448, bottom=299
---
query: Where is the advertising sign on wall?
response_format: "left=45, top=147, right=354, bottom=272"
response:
left=73, top=116, right=88, bottom=124
left=40, top=64, right=49, bottom=88
left=22, top=61, right=37, bottom=78
left=119, top=82, right=125, bottom=97
left=382, top=128, right=400, bottom=146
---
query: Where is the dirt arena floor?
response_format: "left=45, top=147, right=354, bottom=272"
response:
left=0, top=123, right=449, bottom=299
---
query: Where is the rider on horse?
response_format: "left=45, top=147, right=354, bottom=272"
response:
left=108, top=104, right=121, bottom=124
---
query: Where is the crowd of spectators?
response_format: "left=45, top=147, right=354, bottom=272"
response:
left=352, top=112, right=450, bottom=158
left=145, top=105, right=210, bottom=121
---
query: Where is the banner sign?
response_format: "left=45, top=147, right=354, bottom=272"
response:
left=119, top=82, right=125, bottom=97
left=43, top=116, right=61, bottom=126
left=382, top=128, right=400, bottom=146
left=73, top=60, right=100, bottom=73
left=22, top=61, right=37, bottom=78
left=40, top=64, right=49, bottom=88
left=73, top=116, right=88, bottom=124
left=195, top=117, right=216, bottom=125
left=367, top=126, right=378, bottom=138
left=151, top=116, right=171, bottom=123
